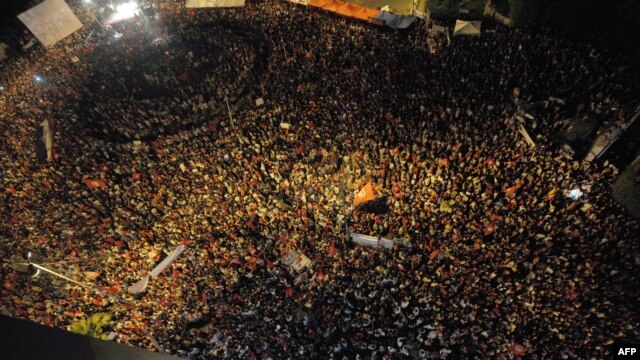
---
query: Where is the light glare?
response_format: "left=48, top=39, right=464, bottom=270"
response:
left=568, top=188, right=583, bottom=200
left=114, top=1, right=139, bottom=21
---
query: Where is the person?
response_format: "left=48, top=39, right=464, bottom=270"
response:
left=0, top=0, right=638, bottom=358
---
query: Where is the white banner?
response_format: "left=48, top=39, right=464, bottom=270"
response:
left=18, top=0, right=83, bottom=48
left=128, top=245, right=186, bottom=294
left=350, top=233, right=395, bottom=249
left=285, top=249, right=312, bottom=272
left=150, top=245, right=186, bottom=278
left=517, top=124, right=536, bottom=148
left=186, top=0, right=245, bottom=8
left=41, top=119, right=53, bottom=162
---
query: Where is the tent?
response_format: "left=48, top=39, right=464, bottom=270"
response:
left=453, top=20, right=481, bottom=36
left=374, top=12, right=418, bottom=30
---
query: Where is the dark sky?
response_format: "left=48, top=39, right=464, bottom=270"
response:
left=0, top=0, right=37, bottom=32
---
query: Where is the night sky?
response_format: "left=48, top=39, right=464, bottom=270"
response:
left=0, top=0, right=35, bottom=31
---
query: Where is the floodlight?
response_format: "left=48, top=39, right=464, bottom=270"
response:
left=567, top=188, right=583, bottom=200
left=115, top=1, right=139, bottom=19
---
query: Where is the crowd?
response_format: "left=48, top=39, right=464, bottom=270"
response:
left=1, top=0, right=639, bottom=359
left=76, top=14, right=267, bottom=141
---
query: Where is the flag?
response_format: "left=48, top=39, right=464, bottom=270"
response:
left=328, top=242, right=337, bottom=257
left=483, top=223, right=496, bottom=236
left=509, top=343, right=528, bottom=357
left=354, top=182, right=374, bottom=205
left=83, top=179, right=107, bottom=189
left=545, top=188, right=558, bottom=201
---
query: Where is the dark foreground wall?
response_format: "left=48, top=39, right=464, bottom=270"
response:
left=612, top=155, right=640, bottom=219
left=0, top=315, right=177, bottom=360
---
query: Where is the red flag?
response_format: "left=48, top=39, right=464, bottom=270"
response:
left=509, top=343, right=528, bottom=357
left=354, top=182, right=375, bottom=205
left=328, top=242, right=337, bottom=257
left=484, top=223, right=496, bottom=236
left=83, top=179, right=107, bottom=189
left=102, top=285, right=122, bottom=293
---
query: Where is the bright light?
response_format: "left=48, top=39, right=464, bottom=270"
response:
left=83, top=0, right=92, bottom=3
left=0, top=85, right=4, bottom=91
left=110, top=1, right=140, bottom=22
left=568, top=188, right=583, bottom=200
left=34, top=75, right=42, bottom=82
left=114, top=32, right=123, bottom=39
left=106, top=1, right=140, bottom=24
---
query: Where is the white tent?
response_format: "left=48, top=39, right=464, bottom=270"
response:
left=453, top=20, right=481, bottom=36
left=18, top=0, right=83, bottom=48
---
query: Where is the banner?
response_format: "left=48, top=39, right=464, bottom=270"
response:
left=150, top=245, right=186, bottom=278
left=186, top=0, right=245, bottom=8
left=354, top=182, right=374, bottom=205
left=350, top=233, right=394, bottom=249
left=284, top=249, right=311, bottom=272
left=83, top=179, right=108, bottom=189
left=128, top=245, right=186, bottom=294
left=18, top=0, right=83, bottom=48
left=41, top=119, right=53, bottom=161
left=517, top=124, right=536, bottom=148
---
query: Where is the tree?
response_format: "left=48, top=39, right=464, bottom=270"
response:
left=509, top=0, right=544, bottom=26
left=427, top=0, right=459, bottom=20
left=68, top=313, right=112, bottom=340
left=509, top=0, right=640, bottom=54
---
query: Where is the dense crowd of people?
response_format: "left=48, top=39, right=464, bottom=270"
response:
left=1, top=0, right=639, bottom=359
left=77, top=14, right=267, bottom=141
